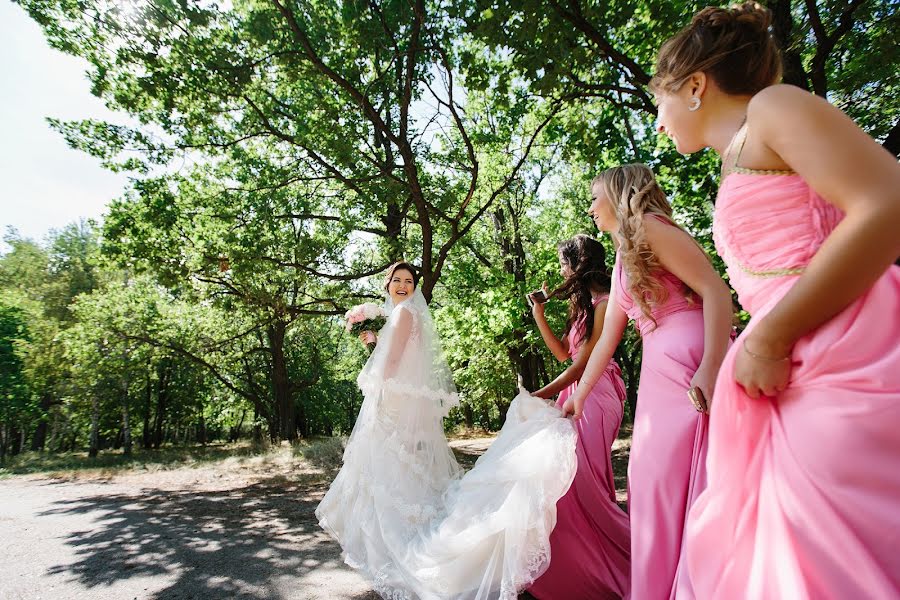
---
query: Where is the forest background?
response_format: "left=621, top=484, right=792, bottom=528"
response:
left=1, top=0, right=896, bottom=461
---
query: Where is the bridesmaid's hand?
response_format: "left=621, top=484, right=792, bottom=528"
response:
left=532, top=386, right=552, bottom=399
left=529, top=282, right=550, bottom=316
left=735, top=331, right=792, bottom=399
left=689, top=362, right=717, bottom=413
left=561, top=391, right=585, bottom=420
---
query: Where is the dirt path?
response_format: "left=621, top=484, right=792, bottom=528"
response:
left=0, top=431, right=631, bottom=599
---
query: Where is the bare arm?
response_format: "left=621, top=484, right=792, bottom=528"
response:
left=532, top=299, right=570, bottom=362
left=744, top=85, right=900, bottom=357
left=645, top=218, right=733, bottom=405
left=560, top=287, right=629, bottom=416
left=535, top=299, right=609, bottom=397
left=382, top=308, right=413, bottom=380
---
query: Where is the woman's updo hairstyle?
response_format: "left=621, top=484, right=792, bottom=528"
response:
left=383, top=261, right=420, bottom=292
left=651, top=2, right=782, bottom=96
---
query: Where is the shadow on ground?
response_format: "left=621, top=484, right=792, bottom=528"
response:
left=31, top=427, right=631, bottom=598
left=37, top=474, right=378, bottom=599
left=1, top=442, right=273, bottom=477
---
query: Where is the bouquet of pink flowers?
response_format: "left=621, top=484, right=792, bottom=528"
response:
left=344, top=303, right=387, bottom=353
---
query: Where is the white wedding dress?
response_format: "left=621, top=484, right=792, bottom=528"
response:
left=316, top=289, right=577, bottom=600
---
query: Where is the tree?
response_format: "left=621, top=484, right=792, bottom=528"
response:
left=21, top=0, right=565, bottom=299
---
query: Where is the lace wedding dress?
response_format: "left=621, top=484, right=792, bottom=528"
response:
left=316, top=289, right=578, bottom=600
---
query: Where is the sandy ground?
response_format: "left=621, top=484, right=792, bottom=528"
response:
left=0, top=432, right=631, bottom=600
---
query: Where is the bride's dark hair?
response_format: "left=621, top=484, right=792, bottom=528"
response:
left=384, top=261, right=420, bottom=292
left=549, top=234, right=612, bottom=347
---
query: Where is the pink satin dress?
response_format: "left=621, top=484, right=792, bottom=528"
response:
left=686, top=166, right=900, bottom=598
left=614, top=247, right=711, bottom=600
left=529, top=295, right=631, bottom=600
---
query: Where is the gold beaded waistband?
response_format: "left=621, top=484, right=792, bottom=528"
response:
left=736, top=261, right=805, bottom=278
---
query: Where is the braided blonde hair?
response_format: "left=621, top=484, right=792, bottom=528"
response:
left=593, top=164, right=692, bottom=326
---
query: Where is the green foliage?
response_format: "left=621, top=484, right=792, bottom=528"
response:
left=3, top=0, right=895, bottom=458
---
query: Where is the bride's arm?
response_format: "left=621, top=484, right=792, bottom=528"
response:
left=382, top=308, right=413, bottom=380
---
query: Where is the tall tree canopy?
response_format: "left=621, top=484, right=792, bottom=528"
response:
left=3, top=0, right=896, bottom=450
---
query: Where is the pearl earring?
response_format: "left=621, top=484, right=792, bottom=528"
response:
left=688, top=97, right=702, bottom=112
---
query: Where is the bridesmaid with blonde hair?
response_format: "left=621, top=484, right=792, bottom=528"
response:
left=543, top=164, right=733, bottom=599
left=651, top=3, right=900, bottom=597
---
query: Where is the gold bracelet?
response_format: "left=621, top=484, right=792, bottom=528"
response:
left=742, top=338, right=790, bottom=363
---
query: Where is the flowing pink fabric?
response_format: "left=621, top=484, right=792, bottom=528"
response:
left=529, top=295, right=631, bottom=600
left=614, top=248, right=711, bottom=600
left=686, top=173, right=900, bottom=599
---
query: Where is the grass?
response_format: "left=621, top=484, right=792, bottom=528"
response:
left=0, top=440, right=277, bottom=479
left=0, top=435, right=357, bottom=481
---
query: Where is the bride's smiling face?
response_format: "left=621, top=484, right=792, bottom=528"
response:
left=388, top=268, right=416, bottom=305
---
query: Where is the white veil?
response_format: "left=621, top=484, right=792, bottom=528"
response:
left=320, top=288, right=579, bottom=600
left=356, top=287, right=459, bottom=417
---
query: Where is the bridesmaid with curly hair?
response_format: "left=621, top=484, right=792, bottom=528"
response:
left=544, top=165, right=734, bottom=599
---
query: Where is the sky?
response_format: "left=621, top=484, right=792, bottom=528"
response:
left=0, top=2, right=131, bottom=252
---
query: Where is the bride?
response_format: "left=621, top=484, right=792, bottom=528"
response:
left=316, top=262, right=579, bottom=600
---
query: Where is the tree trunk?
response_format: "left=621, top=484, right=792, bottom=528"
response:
left=142, top=368, right=153, bottom=448
left=296, top=401, right=309, bottom=439
left=10, top=427, right=22, bottom=456
left=229, top=409, right=247, bottom=442
left=197, top=413, right=207, bottom=445
left=462, top=402, right=475, bottom=429
left=121, top=382, right=132, bottom=457
left=252, top=404, right=265, bottom=443
left=883, top=119, right=900, bottom=158
left=30, top=394, right=53, bottom=451
left=0, top=424, right=7, bottom=461
left=614, top=342, right=641, bottom=422
left=89, top=395, right=100, bottom=458
left=152, top=366, right=169, bottom=449
left=767, top=0, right=809, bottom=90
left=492, top=202, right=547, bottom=392
left=267, top=319, right=296, bottom=441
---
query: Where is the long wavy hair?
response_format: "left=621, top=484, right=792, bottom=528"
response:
left=549, top=234, right=612, bottom=348
left=593, top=164, right=694, bottom=326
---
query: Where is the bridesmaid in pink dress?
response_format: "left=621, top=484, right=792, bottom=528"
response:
left=652, top=4, right=900, bottom=598
left=528, top=234, right=630, bottom=600
left=552, top=165, right=734, bottom=600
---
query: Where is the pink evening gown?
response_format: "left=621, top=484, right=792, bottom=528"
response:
left=528, top=295, right=631, bottom=600
left=614, top=222, right=717, bottom=600
left=686, top=166, right=900, bottom=598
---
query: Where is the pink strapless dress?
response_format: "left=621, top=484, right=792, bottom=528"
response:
left=529, top=295, right=631, bottom=600
left=686, top=173, right=900, bottom=598
left=615, top=254, right=711, bottom=600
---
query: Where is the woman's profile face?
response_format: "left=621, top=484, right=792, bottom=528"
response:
left=388, top=268, right=416, bottom=306
left=654, top=86, right=705, bottom=155
left=588, top=183, right=618, bottom=233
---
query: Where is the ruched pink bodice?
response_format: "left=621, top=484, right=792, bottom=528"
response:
left=688, top=171, right=900, bottom=599
left=615, top=255, right=702, bottom=336
left=714, top=173, right=844, bottom=314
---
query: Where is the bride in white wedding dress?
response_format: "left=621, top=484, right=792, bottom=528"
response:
left=316, top=263, right=579, bottom=600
